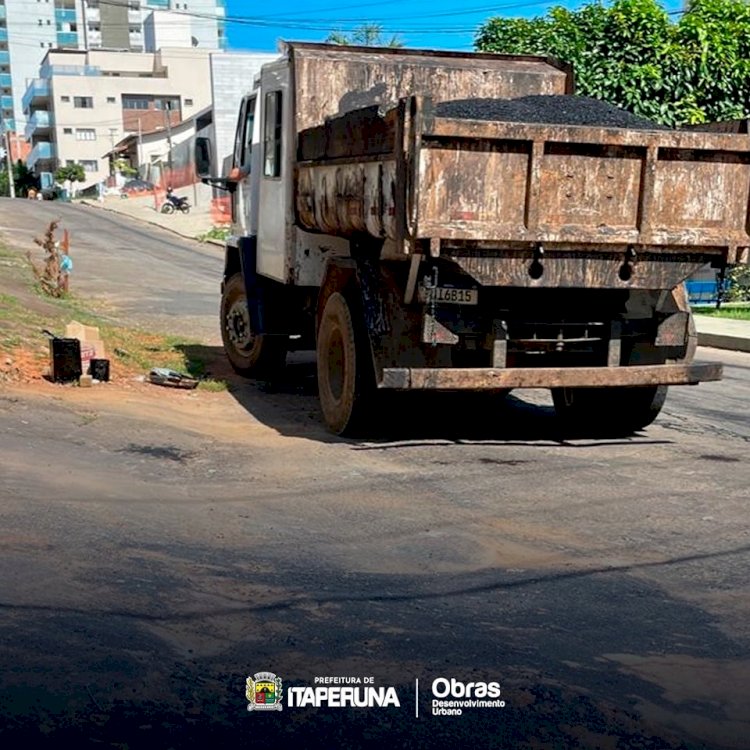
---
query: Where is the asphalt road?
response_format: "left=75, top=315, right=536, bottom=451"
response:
left=1, top=202, right=749, bottom=749
left=0, top=198, right=223, bottom=343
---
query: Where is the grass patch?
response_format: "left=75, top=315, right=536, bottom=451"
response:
left=196, top=226, right=230, bottom=243
left=197, top=378, right=229, bottom=392
left=0, top=239, right=214, bottom=381
left=693, top=305, right=750, bottom=321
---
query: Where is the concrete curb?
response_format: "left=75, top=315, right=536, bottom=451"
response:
left=697, top=332, right=750, bottom=354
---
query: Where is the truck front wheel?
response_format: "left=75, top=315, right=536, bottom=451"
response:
left=552, top=385, right=668, bottom=436
left=220, top=273, right=286, bottom=376
left=317, top=292, right=374, bottom=435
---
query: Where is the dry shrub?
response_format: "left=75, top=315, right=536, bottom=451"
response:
left=27, top=220, right=65, bottom=297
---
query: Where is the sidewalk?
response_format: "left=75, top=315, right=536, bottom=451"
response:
left=82, top=181, right=224, bottom=243
left=78, top=193, right=750, bottom=354
left=694, top=314, right=750, bottom=353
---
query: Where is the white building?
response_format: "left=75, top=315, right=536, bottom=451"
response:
left=23, top=46, right=214, bottom=190
left=209, top=51, right=277, bottom=173
left=0, top=0, right=225, bottom=135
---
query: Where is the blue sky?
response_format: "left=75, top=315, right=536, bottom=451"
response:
left=225, top=0, right=685, bottom=54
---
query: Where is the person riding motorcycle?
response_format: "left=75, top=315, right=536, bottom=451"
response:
left=165, top=185, right=188, bottom=209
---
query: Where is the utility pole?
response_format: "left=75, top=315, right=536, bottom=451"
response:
left=4, top=129, right=15, bottom=198
left=163, top=102, right=173, bottom=184
left=108, top=128, right=117, bottom=180
left=137, top=118, right=143, bottom=178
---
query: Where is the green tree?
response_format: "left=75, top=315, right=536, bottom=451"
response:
left=326, top=23, right=404, bottom=48
left=54, top=163, right=86, bottom=184
left=475, top=0, right=750, bottom=126
left=0, top=160, right=39, bottom=197
left=54, top=162, right=86, bottom=198
left=13, top=161, right=38, bottom=196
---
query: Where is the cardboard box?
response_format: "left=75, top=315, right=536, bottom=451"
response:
left=65, top=320, right=106, bottom=370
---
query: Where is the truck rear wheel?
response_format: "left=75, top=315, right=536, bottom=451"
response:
left=220, top=273, right=286, bottom=376
left=317, top=292, right=374, bottom=435
left=552, top=385, right=668, bottom=436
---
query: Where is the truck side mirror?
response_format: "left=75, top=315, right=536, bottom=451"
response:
left=195, top=137, right=212, bottom=178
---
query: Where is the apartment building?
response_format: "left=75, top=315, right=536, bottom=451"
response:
left=23, top=45, right=212, bottom=189
left=0, top=0, right=225, bottom=135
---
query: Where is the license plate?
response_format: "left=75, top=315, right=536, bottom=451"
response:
left=419, top=286, right=478, bottom=305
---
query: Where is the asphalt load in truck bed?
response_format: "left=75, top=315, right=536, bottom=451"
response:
left=434, top=95, right=669, bottom=130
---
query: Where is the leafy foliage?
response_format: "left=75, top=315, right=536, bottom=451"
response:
left=114, top=158, right=137, bottom=177
left=326, top=23, right=404, bottom=48
left=0, top=160, right=39, bottom=197
left=724, top=266, right=750, bottom=302
left=54, top=163, right=86, bottom=184
left=475, top=0, right=750, bottom=126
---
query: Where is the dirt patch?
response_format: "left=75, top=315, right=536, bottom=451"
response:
left=0, top=231, right=228, bottom=387
left=2, top=380, right=281, bottom=446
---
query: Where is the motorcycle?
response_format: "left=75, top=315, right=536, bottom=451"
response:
left=161, top=193, right=190, bottom=214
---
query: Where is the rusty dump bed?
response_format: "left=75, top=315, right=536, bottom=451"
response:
left=296, top=96, right=750, bottom=269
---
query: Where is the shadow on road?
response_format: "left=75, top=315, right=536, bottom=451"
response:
left=176, top=344, right=674, bottom=448
left=2, top=545, right=748, bottom=749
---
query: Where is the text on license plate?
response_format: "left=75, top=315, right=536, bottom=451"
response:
left=420, top=286, right=479, bottom=305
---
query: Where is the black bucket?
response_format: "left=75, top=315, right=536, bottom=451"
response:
left=49, top=338, right=82, bottom=383
left=89, top=358, right=110, bottom=382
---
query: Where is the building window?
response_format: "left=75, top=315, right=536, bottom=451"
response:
left=61, top=96, right=70, bottom=102
left=63, top=127, right=72, bottom=134
left=154, top=97, right=179, bottom=111
left=184, top=98, right=193, bottom=106
left=74, top=96, right=93, bottom=108
left=263, top=91, right=282, bottom=178
left=122, top=97, right=148, bottom=110
left=76, top=128, right=96, bottom=141
left=81, top=160, right=98, bottom=172
left=107, top=96, right=116, bottom=103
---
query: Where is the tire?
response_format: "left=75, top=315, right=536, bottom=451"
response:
left=552, top=385, right=668, bottom=437
left=161, top=202, right=174, bottom=214
left=316, top=291, right=375, bottom=435
left=220, top=273, right=286, bottom=376
left=180, top=204, right=190, bottom=214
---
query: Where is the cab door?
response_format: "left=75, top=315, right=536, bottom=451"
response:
left=231, top=94, right=259, bottom=238
left=256, top=63, right=290, bottom=283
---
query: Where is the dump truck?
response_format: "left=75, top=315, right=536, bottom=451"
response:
left=197, top=43, right=749, bottom=435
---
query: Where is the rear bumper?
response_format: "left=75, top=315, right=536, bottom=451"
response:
left=380, top=362, right=722, bottom=390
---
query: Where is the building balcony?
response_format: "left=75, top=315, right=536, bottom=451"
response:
left=0, top=51, right=10, bottom=65
left=39, top=63, right=101, bottom=78
left=0, top=94, right=12, bottom=110
left=24, top=110, right=53, bottom=140
left=0, top=28, right=8, bottom=43
left=0, top=6, right=6, bottom=20
left=3, top=117, right=15, bottom=132
left=22, top=79, right=50, bottom=113
left=28, top=141, right=56, bottom=171
left=0, top=73, right=11, bottom=89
